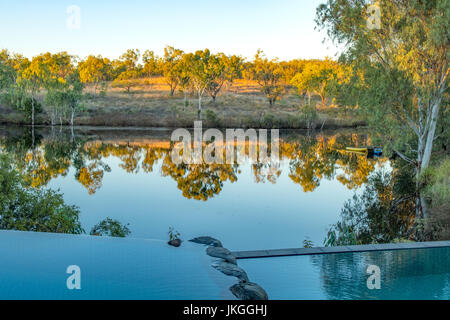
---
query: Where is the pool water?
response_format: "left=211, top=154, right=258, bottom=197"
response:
left=0, top=230, right=236, bottom=300
left=0, top=230, right=448, bottom=300
left=239, top=247, right=450, bottom=300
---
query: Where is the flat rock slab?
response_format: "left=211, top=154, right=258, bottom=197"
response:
left=189, top=236, right=223, bottom=247
left=206, top=247, right=237, bottom=265
left=212, top=261, right=248, bottom=282
left=230, top=282, right=269, bottom=301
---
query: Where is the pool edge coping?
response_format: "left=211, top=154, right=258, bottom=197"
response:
left=231, top=241, right=450, bottom=259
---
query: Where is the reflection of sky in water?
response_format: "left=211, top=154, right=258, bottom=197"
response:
left=48, top=152, right=387, bottom=251
left=0, top=231, right=236, bottom=299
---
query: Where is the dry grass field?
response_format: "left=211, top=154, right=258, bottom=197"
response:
left=0, top=77, right=365, bottom=129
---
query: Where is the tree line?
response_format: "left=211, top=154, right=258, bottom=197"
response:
left=0, top=47, right=347, bottom=124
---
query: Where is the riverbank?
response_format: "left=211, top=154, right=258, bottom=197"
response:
left=0, top=78, right=365, bottom=129
left=0, top=102, right=365, bottom=129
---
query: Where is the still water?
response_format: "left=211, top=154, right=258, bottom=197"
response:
left=239, top=247, right=450, bottom=300
left=0, top=126, right=388, bottom=251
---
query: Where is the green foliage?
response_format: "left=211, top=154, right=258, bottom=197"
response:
left=249, top=50, right=285, bottom=106
left=291, top=58, right=344, bottom=108
left=316, top=0, right=449, bottom=174
left=98, top=82, right=108, bottom=97
left=45, top=70, right=84, bottom=124
left=90, top=218, right=131, bottom=238
left=205, top=109, right=220, bottom=127
left=162, top=46, right=184, bottom=96
left=206, top=53, right=243, bottom=102
left=286, top=114, right=304, bottom=129
left=0, top=60, right=15, bottom=89
left=0, top=154, right=84, bottom=234
left=142, top=50, right=161, bottom=77
left=299, top=104, right=318, bottom=129
left=112, top=49, right=142, bottom=93
left=17, top=96, right=43, bottom=122
left=184, top=49, right=217, bottom=109
left=1, top=89, right=43, bottom=121
left=303, top=238, right=314, bottom=248
left=78, top=55, right=112, bottom=91
left=261, top=113, right=277, bottom=128
left=168, top=227, right=181, bottom=241
left=421, top=158, right=450, bottom=207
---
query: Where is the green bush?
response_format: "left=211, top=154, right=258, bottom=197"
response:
left=90, top=218, right=131, bottom=238
left=0, top=155, right=84, bottom=234
left=205, top=109, right=220, bottom=127
left=261, top=113, right=277, bottom=128
left=1, top=90, right=43, bottom=121
left=287, top=114, right=304, bottom=129
left=422, top=158, right=450, bottom=207
left=300, top=104, right=318, bottom=129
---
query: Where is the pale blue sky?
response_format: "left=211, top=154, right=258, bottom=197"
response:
left=0, top=0, right=337, bottom=61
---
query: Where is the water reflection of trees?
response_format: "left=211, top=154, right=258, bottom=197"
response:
left=8, top=128, right=438, bottom=243
left=310, top=248, right=450, bottom=300
left=0, top=152, right=130, bottom=237
left=0, top=129, right=383, bottom=201
left=281, top=135, right=381, bottom=192
left=325, top=159, right=448, bottom=245
left=161, top=161, right=239, bottom=201
left=325, top=169, right=416, bottom=246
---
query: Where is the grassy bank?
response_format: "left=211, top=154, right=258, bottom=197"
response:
left=0, top=77, right=365, bottom=129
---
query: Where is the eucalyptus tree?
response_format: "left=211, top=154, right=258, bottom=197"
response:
left=316, top=0, right=449, bottom=217
left=112, top=49, right=142, bottom=93
left=250, top=50, right=285, bottom=106
left=184, top=49, right=216, bottom=118
left=291, top=58, right=345, bottom=108
left=142, top=50, right=161, bottom=77
left=1, top=51, right=43, bottom=145
left=46, top=71, right=83, bottom=131
left=78, top=55, right=112, bottom=96
left=3, top=52, right=29, bottom=93
left=206, top=54, right=243, bottom=103
left=0, top=50, right=16, bottom=90
left=178, top=54, right=192, bottom=111
left=162, top=46, right=184, bottom=96
left=43, top=52, right=76, bottom=126
left=279, top=59, right=307, bottom=87
left=16, top=54, right=49, bottom=129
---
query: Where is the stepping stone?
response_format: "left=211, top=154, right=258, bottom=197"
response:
left=168, top=239, right=182, bottom=247
left=230, top=282, right=269, bottom=301
left=189, top=236, right=223, bottom=247
left=206, top=247, right=237, bottom=265
left=212, top=261, right=248, bottom=282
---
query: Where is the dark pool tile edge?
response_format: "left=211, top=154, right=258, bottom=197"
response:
left=232, top=241, right=450, bottom=259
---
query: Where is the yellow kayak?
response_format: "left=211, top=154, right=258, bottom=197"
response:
left=346, top=147, right=368, bottom=153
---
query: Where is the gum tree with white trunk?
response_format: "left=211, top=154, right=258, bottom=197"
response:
left=316, top=0, right=448, bottom=217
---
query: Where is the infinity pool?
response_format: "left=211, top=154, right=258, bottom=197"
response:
left=0, top=230, right=448, bottom=300
left=239, top=247, right=450, bottom=300
left=0, top=230, right=235, bottom=300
